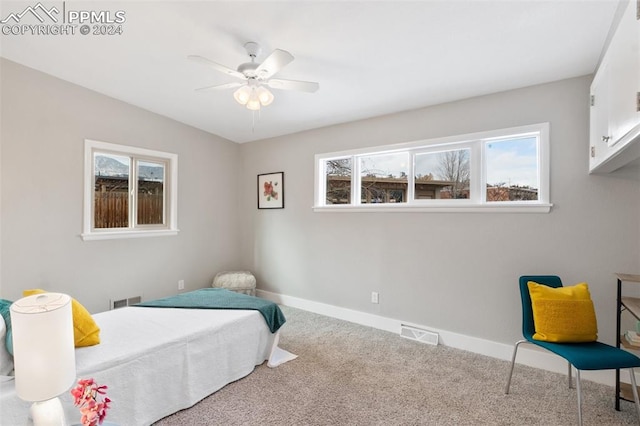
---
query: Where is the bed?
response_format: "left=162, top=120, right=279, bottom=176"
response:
left=0, top=290, right=295, bottom=425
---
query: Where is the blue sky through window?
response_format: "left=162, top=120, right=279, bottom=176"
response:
left=486, top=137, right=538, bottom=188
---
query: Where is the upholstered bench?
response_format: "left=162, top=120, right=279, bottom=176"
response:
left=212, top=271, right=256, bottom=296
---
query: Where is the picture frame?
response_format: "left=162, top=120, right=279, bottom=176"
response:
left=257, top=172, right=284, bottom=209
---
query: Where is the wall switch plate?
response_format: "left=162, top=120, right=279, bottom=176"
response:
left=371, top=291, right=379, bottom=304
left=178, top=279, right=185, bottom=290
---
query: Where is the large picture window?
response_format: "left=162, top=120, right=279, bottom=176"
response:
left=315, top=123, right=550, bottom=212
left=82, top=140, right=178, bottom=240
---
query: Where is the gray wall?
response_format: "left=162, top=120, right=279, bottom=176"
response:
left=2, top=59, right=638, bottom=348
left=239, top=76, right=640, bottom=346
left=0, top=59, right=242, bottom=313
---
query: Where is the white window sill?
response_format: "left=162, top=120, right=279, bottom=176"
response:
left=81, top=229, right=179, bottom=241
left=312, top=203, right=552, bottom=213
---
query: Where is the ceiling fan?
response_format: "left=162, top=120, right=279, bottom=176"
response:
left=188, top=42, right=319, bottom=111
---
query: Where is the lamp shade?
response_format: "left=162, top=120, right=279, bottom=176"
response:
left=246, top=99, right=261, bottom=111
left=11, top=293, right=76, bottom=402
left=246, top=89, right=261, bottom=111
left=256, top=86, right=274, bottom=106
left=233, top=86, right=252, bottom=105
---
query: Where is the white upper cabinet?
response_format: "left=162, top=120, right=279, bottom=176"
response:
left=590, top=0, right=640, bottom=173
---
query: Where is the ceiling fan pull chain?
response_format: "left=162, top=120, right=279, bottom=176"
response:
left=250, top=106, right=263, bottom=133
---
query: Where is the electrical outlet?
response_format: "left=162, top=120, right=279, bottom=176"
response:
left=178, top=279, right=185, bottom=290
left=371, top=291, right=379, bottom=304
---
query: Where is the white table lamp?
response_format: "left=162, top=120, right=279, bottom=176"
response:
left=10, top=293, right=76, bottom=426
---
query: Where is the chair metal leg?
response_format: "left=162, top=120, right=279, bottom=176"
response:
left=629, top=368, right=640, bottom=423
left=505, top=339, right=527, bottom=394
left=576, top=369, right=583, bottom=426
left=568, top=362, right=573, bottom=389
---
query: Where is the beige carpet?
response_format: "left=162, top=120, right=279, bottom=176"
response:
left=155, top=306, right=639, bottom=425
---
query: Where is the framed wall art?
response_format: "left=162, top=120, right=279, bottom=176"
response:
left=257, top=172, right=284, bottom=209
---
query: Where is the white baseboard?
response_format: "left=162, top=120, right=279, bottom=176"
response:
left=258, top=289, right=635, bottom=387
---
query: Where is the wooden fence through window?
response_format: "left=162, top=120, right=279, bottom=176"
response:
left=94, top=192, right=163, bottom=228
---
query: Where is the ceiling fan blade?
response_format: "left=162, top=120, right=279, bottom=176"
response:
left=195, top=82, right=243, bottom=91
left=267, top=79, right=319, bottom=93
left=255, top=49, right=294, bottom=79
left=188, top=55, right=246, bottom=80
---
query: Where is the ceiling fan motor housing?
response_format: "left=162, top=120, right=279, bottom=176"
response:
left=237, top=61, right=260, bottom=78
left=238, top=42, right=262, bottom=78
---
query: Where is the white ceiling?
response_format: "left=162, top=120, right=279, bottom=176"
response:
left=0, top=1, right=621, bottom=143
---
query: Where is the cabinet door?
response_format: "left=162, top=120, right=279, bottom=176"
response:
left=607, top=0, right=640, bottom=146
left=590, top=61, right=611, bottom=169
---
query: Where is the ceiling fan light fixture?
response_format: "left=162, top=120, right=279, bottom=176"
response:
left=246, top=98, right=261, bottom=111
left=233, top=86, right=252, bottom=105
left=256, top=86, right=274, bottom=106
left=190, top=42, right=318, bottom=115
left=245, top=88, right=261, bottom=110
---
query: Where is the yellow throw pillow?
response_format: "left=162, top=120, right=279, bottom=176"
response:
left=23, top=289, right=100, bottom=347
left=527, top=281, right=598, bottom=343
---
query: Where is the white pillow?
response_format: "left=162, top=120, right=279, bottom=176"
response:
left=0, top=315, right=13, bottom=376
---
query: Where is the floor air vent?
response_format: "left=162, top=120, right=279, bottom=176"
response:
left=400, top=324, right=439, bottom=346
left=111, top=296, right=142, bottom=310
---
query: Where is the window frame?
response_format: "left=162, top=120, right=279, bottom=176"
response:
left=314, top=123, right=551, bottom=213
left=81, top=139, right=179, bottom=241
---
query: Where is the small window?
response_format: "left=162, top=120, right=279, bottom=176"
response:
left=414, top=148, right=471, bottom=200
left=485, top=136, right=539, bottom=202
left=359, top=152, right=408, bottom=204
left=82, top=140, right=178, bottom=240
left=94, top=153, right=131, bottom=228
left=136, top=160, right=166, bottom=225
left=314, top=123, right=550, bottom=212
left=325, top=158, right=352, bottom=205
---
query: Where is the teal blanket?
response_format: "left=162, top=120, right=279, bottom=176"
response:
left=134, top=289, right=286, bottom=333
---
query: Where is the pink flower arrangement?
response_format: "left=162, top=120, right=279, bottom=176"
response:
left=70, top=378, right=111, bottom=426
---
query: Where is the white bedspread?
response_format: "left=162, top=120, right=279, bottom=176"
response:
left=0, top=306, right=295, bottom=425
